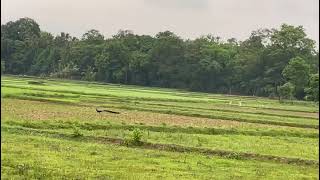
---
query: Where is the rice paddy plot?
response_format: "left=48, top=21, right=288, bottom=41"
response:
left=1, top=75, right=319, bottom=179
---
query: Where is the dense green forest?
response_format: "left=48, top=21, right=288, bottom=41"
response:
left=1, top=18, right=319, bottom=101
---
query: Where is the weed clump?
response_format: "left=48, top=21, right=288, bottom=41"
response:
left=122, top=128, right=144, bottom=146
left=17, top=164, right=30, bottom=175
left=197, top=137, right=202, bottom=147
left=129, top=128, right=143, bottom=146
left=72, top=125, right=83, bottom=137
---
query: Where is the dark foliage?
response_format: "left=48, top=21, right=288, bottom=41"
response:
left=1, top=18, right=319, bottom=101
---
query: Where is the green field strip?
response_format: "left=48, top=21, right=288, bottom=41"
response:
left=3, top=119, right=318, bottom=139
left=2, top=133, right=318, bottom=180
left=2, top=125, right=318, bottom=166
left=2, top=93, right=318, bottom=129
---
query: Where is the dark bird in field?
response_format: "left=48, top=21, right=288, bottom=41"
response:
left=96, top=108, right=103, bottom=113
left=96, top=108, right=120, bottom=114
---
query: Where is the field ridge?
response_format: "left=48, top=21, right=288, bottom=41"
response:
left=3, top=125, right=318, bottom=167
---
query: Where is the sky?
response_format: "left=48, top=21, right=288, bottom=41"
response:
left=1, top=0, right=319, bottom=46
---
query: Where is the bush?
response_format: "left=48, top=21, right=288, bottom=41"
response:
left=50, top=64, right=81, bottom=80
left=132, top=128, right=143, bottom=145
left=278, top=82, right=295, bottom=100
left=72, top=125, right=83, bottom=137
left=81, top=67, right=96, bottom=81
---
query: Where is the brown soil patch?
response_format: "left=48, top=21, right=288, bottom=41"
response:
left=2, top=98, right=315, bottom=131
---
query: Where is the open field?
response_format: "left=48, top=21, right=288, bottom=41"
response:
left=1, top=75, right=319, bottom=179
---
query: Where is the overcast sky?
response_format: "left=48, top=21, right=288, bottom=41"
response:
left=1, top=0, right=319, bottom=45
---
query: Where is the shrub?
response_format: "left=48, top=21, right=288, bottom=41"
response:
left=278, top=82, right=295, bottom=101
left=72, top=125, right=83, bottom=137
left=81, top=67, right=96, bottom=81
left=132, top=128, right=143, bottom=145
left=50, top=64, right=81, bottom=80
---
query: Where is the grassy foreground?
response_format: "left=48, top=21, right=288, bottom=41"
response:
left=1, top=75, right=319, bottom=179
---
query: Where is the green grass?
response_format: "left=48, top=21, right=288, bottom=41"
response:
left=1, top=75, right=319, bottom=179
left=2, top=133, right=318, bottom=180
left=3, top=123, right=318, bottom=160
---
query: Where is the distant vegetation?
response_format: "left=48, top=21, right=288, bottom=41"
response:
left=1, top=17, right=319, bottom=101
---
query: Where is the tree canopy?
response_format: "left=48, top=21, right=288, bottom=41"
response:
left=1, top=18, right=319, bottom=101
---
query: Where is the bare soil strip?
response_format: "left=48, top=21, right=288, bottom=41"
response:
left=4, top=96, right=318, bottom=129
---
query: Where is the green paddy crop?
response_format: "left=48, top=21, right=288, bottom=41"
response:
left=1, top=75, right=319, bottom=179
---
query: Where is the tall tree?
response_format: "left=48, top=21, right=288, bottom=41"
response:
left=304, top=73, right=319, bottom=101
left=1, top=18, right=318, bottom=101
left=282, top=57, right=310, bottom=99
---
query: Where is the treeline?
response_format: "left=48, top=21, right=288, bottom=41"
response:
left=1, top=17, right=319, bottom=101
